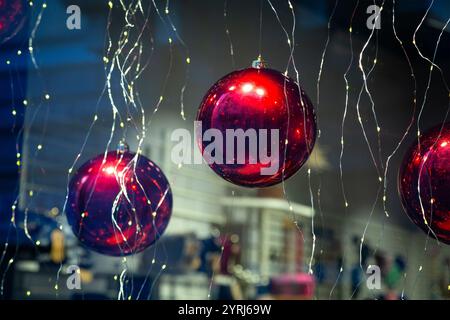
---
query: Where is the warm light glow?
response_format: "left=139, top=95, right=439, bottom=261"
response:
left=242, top=83, right=254, bottom=93
left=440, top=141, right=448, bottom=148
left=228, top=85, right=236, bottom=91
left=255, top=88, right=265, bottom=96
left=104, top=166, right=115, bottom=175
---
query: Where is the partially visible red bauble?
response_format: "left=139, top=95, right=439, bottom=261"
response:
left=66, top=150, right=173, bottom=256
left=399, top=122, right=450, bottom=244
left=0, top=0, right=27, bottom=44
left=196, top=67, right=317, bottom=188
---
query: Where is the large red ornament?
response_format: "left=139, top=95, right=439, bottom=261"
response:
left=66, top=150, right=173, bottom=256
left=399, top=122, right=450, bottom=244
left=196, top=67, right=316, bottom=187
left=0, top=0, right=27, bottom=44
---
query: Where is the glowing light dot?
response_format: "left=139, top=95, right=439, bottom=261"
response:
left=94, top=115, right=98, bottom=121
left=440, top=141, right=448, bottom=148
left=108, top=1, right=113, bottom=9
left=45, top=94, right=50, bottom=100
left=42, top=3, right=47, bottom=8
left=430, top=198, right=435, bottom=204
left=128, top=220, right=132, bottom=226
left=349, top=27, right=352, bottom=33
left=29, top=1, right=33, bottom=6
left=383, top=196, right=386, bottom=202
left=419, top=266, right=423, bottom=271
left=54, top=285, right=58, bottom=290
left=152, top=211, right=157, bottom=218
left=377, top=126, right=381, bottom=132
left=103, top=57, right=109, bottom=63
left=12, top=110, right=17, bottom=116
left=242, top=83, right=253, bottom=93
left=162, top=264, right=167, bottom=270
left=26, top=291, right=31, bottom=296
left=18, top=50, right=23, bottom=56
left=29, top=46, right=33, bottom=52
left=23, top=100, right=28, bottom=106
left=228, top=85, right=236, bottom=91
left=120, top=122, right=124, bottom=128
left=16, top=160, right=21, bottom=166
left=373, top=59, right=377, bottom=64
left=6, top=60, right=10, bottom=65
left=105, top=166, right=115, bottom=175
left=16, top=153, right=20, bottom=158
left=186, top=57, right=191, bottom=64
left=114, top=275, right=118, bottom=281
left=345, top=202, right=349, bottom=207
left=255, top=88, right=265, bottom=96
left=29, top=190, right=34, bottom=197
left=168, top=38, right=172, bottom=44
left=36, top=240, right=40, bottom=246
left=68, top=168, right=73, bottom=174
left=378, top=176, right=382, bottom=182
left=308, top=168, right=311, bottom=175
left=37, top=144, right=42, bottom=150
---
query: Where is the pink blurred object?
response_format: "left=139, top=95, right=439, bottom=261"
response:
left=270, top=273, right=315, bottom=299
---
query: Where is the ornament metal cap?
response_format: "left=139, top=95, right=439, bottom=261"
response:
left=117, top=140, right=130, bottom=154
left=252, top=55, right=267, bottom=69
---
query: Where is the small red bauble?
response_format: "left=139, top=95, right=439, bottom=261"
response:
left=66, top=151, right=173, bottom=256
left=399, top=123, right=450, bottom=244
left=196, top=67, right=316, bottom=188
left=0, top=0, right=27, bottom=44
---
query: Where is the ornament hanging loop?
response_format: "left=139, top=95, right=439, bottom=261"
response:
left=252, top=55, right=267, bottom=69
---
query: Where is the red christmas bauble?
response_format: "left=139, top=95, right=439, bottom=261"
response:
left=66, top=151, right=173, bottom=256
left=196, top=67, right=316, bottom=187
left=399, top=122, right=450, bottom=244
left=0, top=0, right=27, bottom=44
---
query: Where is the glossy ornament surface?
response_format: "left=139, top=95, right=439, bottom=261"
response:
left=399, top=123, right=450, bottom=244
left=67, top=151, right=173, bottom=256
left=196, top=67, right=316, bottom=187
left=0, top=0, right=27, bottom=44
